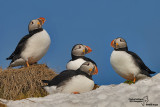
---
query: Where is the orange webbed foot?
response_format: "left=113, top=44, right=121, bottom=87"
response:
left=133, top=77, right=136, bottom=83
left=72, top=92, right=80, bottom=94
left=26, top=61, right=30, bottom=67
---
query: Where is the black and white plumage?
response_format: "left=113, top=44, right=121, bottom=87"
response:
left=110, top=37, right=155, bottom=83
left=6, top=17, right=51, bottom=67
left=42, top=61, right=98, bottom=94
left=66, top=44, right=97, bottom=70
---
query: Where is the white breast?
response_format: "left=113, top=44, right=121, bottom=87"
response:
left=56, top=75, right=94, bottom=93
left=66, top=58, right=86, bottom=70
left=21, top=29, right=51, bottom=63
left=110, top=50, right=140, bottom=80
left=44, top=86, right=57, bottom=94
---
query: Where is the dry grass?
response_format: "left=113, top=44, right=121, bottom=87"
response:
left=0, top=64, right=56, bottom=100
left=0, top=67, right=2, bottom=72
left=0, top=102, right=6, bottom=107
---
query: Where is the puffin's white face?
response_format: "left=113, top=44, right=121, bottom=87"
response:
left=28, top=17, right=46, bottom=32
left=79, top=61, right=98, bottom=75
left=72, top=44, right=92, bottom=56
left=111, top=37, right=127, bottom=49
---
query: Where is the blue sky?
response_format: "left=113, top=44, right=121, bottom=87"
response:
left=0, top=0, right=160, bottom=85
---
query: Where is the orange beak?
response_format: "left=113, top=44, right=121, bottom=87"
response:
left=93, top=66, right=98, bottom=75
left=38, top=17, right=46, bottom=25
left=86, top=46, right=92, bottom=54
left=110, top=40, right=114, bottom=48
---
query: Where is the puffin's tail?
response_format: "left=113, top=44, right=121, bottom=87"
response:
left=149, top=71, right=156, bottom=74
left=6, top=55, right=14, bottom=60
left=6, top=52, right=15, bottom=60
left=42, top=80, right=50, bottom=84
left=6, top=57, right=11, bottom=60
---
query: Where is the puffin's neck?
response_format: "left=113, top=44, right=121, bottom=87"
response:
left=77, top=68, right=93, bottom=79
left=114, top=47, right=128, bottom=51
left=29, top=28, right=43, bottom=34
left=71, top=54, right=85, bottom=60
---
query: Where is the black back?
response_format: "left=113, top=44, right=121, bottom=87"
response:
left=71, top=55, right=97, bottom=66
left=42, top=69, right=92, bottom=86
left=6, top=28, right=43, bottom=63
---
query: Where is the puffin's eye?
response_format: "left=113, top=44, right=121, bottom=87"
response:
left=120, top=39, right=124, bottom=42
left=87, top=63, right=90, bottom=66
left=31, top=21, right=34, bottom=24
left=79, top=46, right=81, bottom=49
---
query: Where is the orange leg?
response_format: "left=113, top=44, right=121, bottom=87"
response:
left=72, top=92, right=80, bottom=94
left=26, top=61, right=30, bottom=67
left=133, top=77, right=136, bottom=83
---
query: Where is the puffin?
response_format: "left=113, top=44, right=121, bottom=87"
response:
left=42, top=61, right=98, bottom=94
left=6, top=17, right=51, bottom=67
left=66, top=44, right=97, bottom=70
left=110, top=37, right=155, bottom=83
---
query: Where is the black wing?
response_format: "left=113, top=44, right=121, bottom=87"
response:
left=71, top=55, right=97, bottom=66
left=6, top=34, right=32, bottom=60
left=42, top=70, right=78, bottom=86
left=42, top=70, right=92, bottom=86
left=127, top=51, right=155, bottom=76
